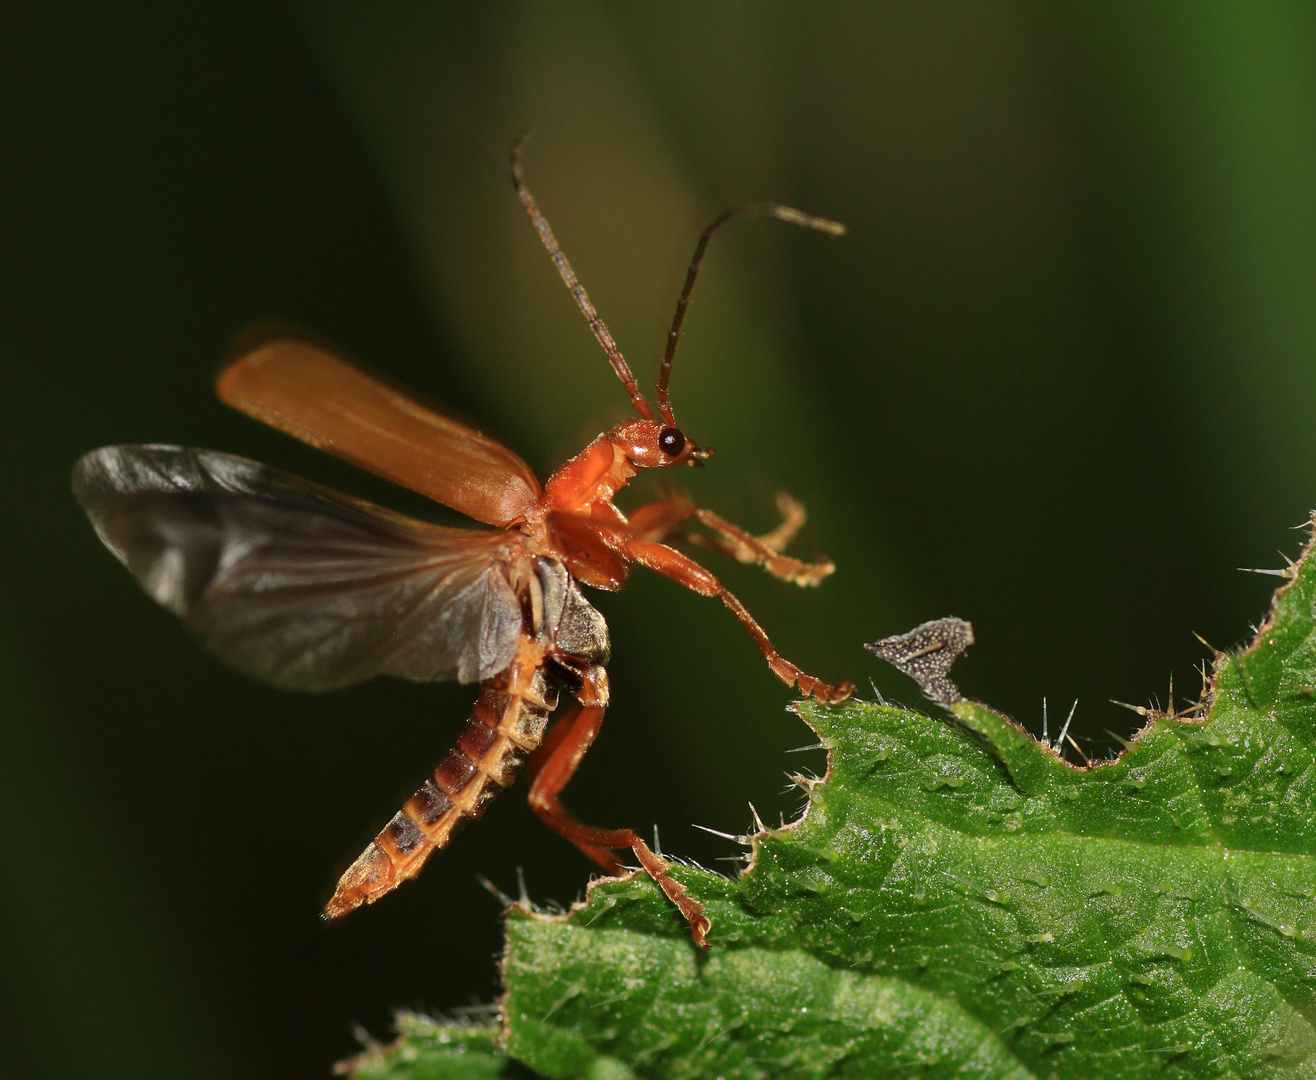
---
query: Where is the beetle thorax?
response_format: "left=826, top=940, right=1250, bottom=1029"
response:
left=541, top=436, right=634, bottom=514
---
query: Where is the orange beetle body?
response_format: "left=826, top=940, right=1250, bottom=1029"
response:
left=74, top=147, right=851, bottom=947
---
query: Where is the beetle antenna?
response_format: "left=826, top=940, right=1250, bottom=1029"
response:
left=509, top=134, right=655, bottom=421
left=657, top=203, right=846, bottom=427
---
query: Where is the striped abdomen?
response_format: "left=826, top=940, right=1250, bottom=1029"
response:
left=324, top=635, right=557, bottom=918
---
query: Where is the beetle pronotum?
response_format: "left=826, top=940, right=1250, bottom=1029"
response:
left=72, top=144, right=853, bottom=946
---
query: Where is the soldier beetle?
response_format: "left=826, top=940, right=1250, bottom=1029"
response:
left=72, top=144, right=852, bottom=946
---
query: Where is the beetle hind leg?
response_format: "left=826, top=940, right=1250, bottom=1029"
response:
left=526, top=703, right=711, bottom=948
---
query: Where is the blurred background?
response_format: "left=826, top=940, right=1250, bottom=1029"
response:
left=4, top=2, right=1316, bottom=1077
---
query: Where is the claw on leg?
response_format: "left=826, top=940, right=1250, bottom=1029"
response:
left=769, top=655, right=855, bottom=704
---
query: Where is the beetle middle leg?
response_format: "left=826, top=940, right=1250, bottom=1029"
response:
left=623, top=539, right=853, bottom=703
left=526, top=702, right=711, bottom=948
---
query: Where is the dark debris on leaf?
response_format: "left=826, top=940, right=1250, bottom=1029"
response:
left=866, top=617, right=974, bottom=706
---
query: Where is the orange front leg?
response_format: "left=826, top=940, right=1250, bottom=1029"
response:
left=626, top=489, right=696, bottom=540
left=623, top=539, right=853, bottom=704
left=525, top=703, right=711, bottom=947
left=748, top=492, right=809, bottom=553
left=692, top=496, right=833, bottom=587
left=630, top=491, right=833, bottom=586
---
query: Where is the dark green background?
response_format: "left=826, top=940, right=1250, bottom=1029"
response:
left=3, top=3, right=1315, bottom=1078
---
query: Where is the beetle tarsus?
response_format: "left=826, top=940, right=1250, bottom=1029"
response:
left=690, top=499, right=836, bottom=588
left=769, top=656, right=854, bottom=704
left=632, top=839, right=711, bottom=949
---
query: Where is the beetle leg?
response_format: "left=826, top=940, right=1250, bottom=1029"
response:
left=626, top=489, right=696, bottom=539
left=752, top=492, right=809, bottom=552
left=525, top=704, right=627, bottom=872
left=623, top=539, right=854, bottom=704
left=632, top=491, right=832, bottom=586
left=694, top=491, right=808, bottom=555
left=691, top=496, right=833, bottom=587
left=526, top=702, right=711, bottom=948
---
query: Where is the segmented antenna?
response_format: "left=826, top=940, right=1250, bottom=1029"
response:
left=657, top=203, right=846, bottom=426
left=509, top=136, right=655, bottom=422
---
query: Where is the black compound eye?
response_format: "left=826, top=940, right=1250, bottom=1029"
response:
left=658, top=427, right=686, bottom=457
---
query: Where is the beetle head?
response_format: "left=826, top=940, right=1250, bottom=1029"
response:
left=609, top=418, right=713, bottom=470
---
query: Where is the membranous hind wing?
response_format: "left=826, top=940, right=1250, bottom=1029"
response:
left=73, top=446, right=525, bottom=691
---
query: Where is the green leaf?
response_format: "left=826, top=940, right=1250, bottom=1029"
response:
left=342, top=1017, right=524, bottom=1080
left=353, top=526, right=1316, bottom=1079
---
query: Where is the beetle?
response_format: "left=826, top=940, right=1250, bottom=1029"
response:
left=72, top=146, right=853, bottom=946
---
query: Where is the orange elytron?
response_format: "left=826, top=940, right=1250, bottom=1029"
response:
left=72, top=147, right=853, bottom=946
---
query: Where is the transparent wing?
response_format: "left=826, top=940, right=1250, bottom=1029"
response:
left=72, top=445, right=525, bottom=691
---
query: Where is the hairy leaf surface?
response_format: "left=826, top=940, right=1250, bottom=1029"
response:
left=350, top=527, right=1316, bottom=1079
